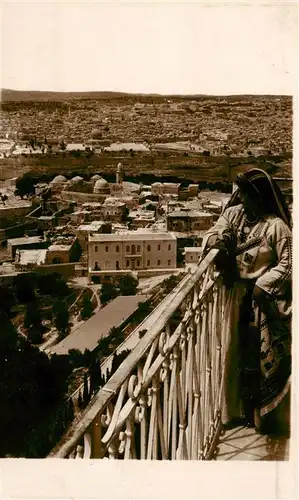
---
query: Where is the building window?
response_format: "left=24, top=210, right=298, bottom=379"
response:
left=95, top=261, right=99, bottom=270
left=105, top=246, right=108, bottom=252
left=126, top=245, right=130, bottom=253
left=168, top=259, right=171, bottom=266
left=116, top=260, right=119, bottom=270
left=158, top=244, right=161, bottom=251
left=147, top=260, right=150, bottom=266
left=95, top=245, right=98, bottom=252
left=137, top=244, right=140, bottom=252
left=157, top=259, right=160, bottom=266
left=126, top=260, right=130, bottom=267
left=147, top=244, right=151, bottom=251
left=168, top=244, right=171, bottom=250
left=131, top=244, right=136, bottom=254
left=105, top=261, right=109, bottom=269
left=116, top=245, right=119, bottom=252
left=137, top=260, right=140, bottom=267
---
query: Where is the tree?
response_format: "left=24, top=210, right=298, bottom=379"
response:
left=83, top=372, right=90, bottom=407
left=0, top=285, right=16, bottom=316
left=118, top=275, right=138, bottom=296
left=53, top=300, right=69, bottom=339
left=15, top=174, right=36, bottom=198
left=0, top=311, right=72, bottom=457
left=68, top=349, right=84, bottom=369
left=80, top=295, right=94, bottom=320
left=24, top=302, right=44, bottom=344
left=14, top=274, right=36, bottom=303
left=100, top=282, right=118, bottom=305
left=38, top=273, right=69, bottom=297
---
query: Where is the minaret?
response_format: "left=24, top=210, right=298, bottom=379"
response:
left=116, top=162, right=123, bottom=184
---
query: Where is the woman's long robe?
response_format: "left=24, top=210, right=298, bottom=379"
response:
left=202, top=204, right=292, bottom=425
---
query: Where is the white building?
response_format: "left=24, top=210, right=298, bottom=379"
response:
left=88, top=232, right=177, bottom=276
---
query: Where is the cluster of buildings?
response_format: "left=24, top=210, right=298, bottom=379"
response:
left=0, top=96, right=292, bottom=157
left=0, top=162, right=231, bottom=283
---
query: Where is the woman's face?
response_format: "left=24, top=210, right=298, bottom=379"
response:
left=239, top=190, right=258, bottom=217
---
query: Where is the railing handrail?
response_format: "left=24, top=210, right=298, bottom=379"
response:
left=49, top=249, right=219, bottom=458
left=67, top=270, right=190, bottom=402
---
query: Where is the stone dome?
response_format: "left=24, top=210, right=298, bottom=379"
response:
left=90, top=174, right=101, bottom=182
left=51, top=175, right=67, bottom=184
left=93, top=178, right=110, bottom=194
left=70, top=176, right=83, bottom=183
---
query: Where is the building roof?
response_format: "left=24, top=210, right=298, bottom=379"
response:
left=7, top=236, right=44, bottom=246
left=89, top=232, right=176, bottom=242
left=184, top=247, right=202, bottom=252
left=168, top=210, right=213, bottom=218
left=94, top=178, right=109, bottom=189
left=50, top=295, right=148, bottom=355
left=51, top=175, right=67, bottom=184
left=16, top=249, right=48, bottom=266
left=104, top=142, right=150, bottom=152
left=48, top=244, right=72, bottom=251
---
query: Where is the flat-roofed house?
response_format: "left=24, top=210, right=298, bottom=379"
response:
left=167, top=210, right=214, bottom=233
left=88, top=231, right=176, bottom=278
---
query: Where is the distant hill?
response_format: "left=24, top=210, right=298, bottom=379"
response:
left=1, top=88, right=289, bottom=102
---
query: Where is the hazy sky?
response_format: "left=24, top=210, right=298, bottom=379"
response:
left=2, top=1, right=298, bottom=95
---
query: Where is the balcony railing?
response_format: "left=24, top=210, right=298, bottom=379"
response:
left=49, top=249, right=230, bottom=460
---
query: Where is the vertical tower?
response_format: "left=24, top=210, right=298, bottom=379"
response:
left=116, top=162, right=123, bottom=184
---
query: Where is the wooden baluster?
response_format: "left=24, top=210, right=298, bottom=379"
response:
left=147, top=378, right=158, bottom=459
left=186, top=323, right=194, bottom=459
left=83, top=432, right=92, bottom=459
left=171, top=346, right=178, bottom=460
left=91, top=411, right=103, bottom=458
left=200, top=299, right=208, bottom=446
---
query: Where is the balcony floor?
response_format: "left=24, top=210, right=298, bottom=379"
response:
left=215, top=425, right=290, bottom=461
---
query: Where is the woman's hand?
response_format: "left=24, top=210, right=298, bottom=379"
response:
left=252, top=285, right=267, bottom=304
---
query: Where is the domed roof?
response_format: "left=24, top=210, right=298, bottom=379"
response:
left=94, top=178, right=109, bottom=189
left=51, top=175, right=67, bottom=184
left=90, top=174, right=101, bottom=182
left=70, top=175, right=83, bottom=183
left=93, top=177, right=110, bottom=194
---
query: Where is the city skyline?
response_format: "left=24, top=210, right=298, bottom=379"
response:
left=2, top=1, right=298, bottom=96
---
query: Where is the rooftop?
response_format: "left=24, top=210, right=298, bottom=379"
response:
left=50, top=295, right=147, bottom=355
left=15, top=249, right=47, bottom=266
left=7, top=236, right=44, bottom=246
left=89, top=232, right=176, bottom=242
left=168, top=210, right=213, bottom=218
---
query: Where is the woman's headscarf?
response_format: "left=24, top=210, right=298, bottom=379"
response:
left=225, top=168, right=291, bottom=228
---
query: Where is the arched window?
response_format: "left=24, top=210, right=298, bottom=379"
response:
left=147, top=244, right=151, bottom=251
left=116, top=245, right=119, bottom=252
left=126, top=245, right=130, bottom=253
left=137, top=245, right=140, bottom=252
left=105, top=246, right=108, bottom=252
left=168, top=259, right=171, bottom=266
left=95, top=245, right=98, bottom=253
left=137, top=260, right=140, bottom=267
left=131, top=244, right=136, bottom=254
left=95, top=261, right=99, bottom=270
left=168, top=244, right=171, bottom=251
left=126, top=260, right=130, bottom=267
left=157, top=259, right=161, bottom=266
left=158, top=244, right=161, bottom=251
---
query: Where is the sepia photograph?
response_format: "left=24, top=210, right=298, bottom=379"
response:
left=0, top=1, right=297, bottom=493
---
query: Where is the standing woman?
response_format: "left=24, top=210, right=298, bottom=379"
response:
left=202, top=168, right=292, bottom=435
